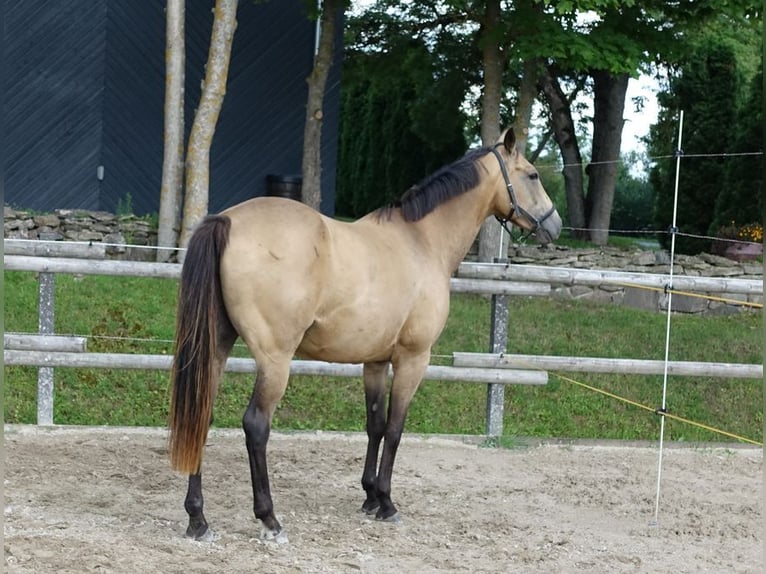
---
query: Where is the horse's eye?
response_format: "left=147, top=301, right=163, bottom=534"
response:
left=529, top=172, right=539, bottom=181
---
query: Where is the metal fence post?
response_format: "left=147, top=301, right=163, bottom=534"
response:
left=37, top=272, right=55, bottom=425
left=485, top=259, right=510, bottom=437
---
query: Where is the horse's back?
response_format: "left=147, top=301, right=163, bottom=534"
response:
left=222, top=197, right=327, bottom=249
left=220, top=197, right=420, bottom=288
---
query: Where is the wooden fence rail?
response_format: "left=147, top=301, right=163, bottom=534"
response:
left=4, top=334, right=88, bottom=353
left=4, top=351, right=548, bottom=385
left=457, top=262, right=763, bottom=295
left=454, top=352, right=763, bottom=379
left=4, top=240, right=106, bottom=259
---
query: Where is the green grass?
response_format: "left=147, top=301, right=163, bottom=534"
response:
left=3, top=270, right=762, bottom=444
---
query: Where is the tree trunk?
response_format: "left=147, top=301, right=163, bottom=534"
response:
left=178, top=0, right=238, bottom=258
left=477, top=0, right=504, bottom=262
left=538, top=65, right=586, bottom=238
left=513, top=57, right=540, bottom=155
left=301, top=0, right=341, bottom=212
left=157, top=0, right=185, bottom=263
left=586, top=70, right=629, bottom=245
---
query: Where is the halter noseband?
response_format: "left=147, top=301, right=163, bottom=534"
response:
left=490, top=144, right=556, bottom=240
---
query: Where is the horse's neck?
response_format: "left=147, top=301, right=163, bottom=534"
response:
left=413, top=180, right=497, bottom=273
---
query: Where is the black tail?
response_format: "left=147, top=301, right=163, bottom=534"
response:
left=168, top=215, right=231, bottom=473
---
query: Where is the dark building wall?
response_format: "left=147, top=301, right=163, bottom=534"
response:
left=5, top=0, right=107, bottom=211
left=5, top=0, right=340, bottom=216
left=100, top=1, right=166, bottom=215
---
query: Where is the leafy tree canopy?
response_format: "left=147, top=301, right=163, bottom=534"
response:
left=648, top=13, right=762, bottom=254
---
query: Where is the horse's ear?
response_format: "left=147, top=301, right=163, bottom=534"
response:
left=503, top=128, right=516, bottom=152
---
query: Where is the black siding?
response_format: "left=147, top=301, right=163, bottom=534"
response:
left=5, top=0, right=107, bottom=211
left=5, top=0, right=340, bottom=216
left=100, top=1, right=166, bottom=215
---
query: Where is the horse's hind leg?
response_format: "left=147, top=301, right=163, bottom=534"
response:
left=183, top=411, right=218, bottom=540
left=183, top=327, right=236, bottom=541
left=361, top=361, right=389, bottom=514
left=184, top=473, right=210, bottom=540
left=242, top=357, right=291, bottom=542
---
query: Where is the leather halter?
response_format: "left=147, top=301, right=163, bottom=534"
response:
left=490, top=144, right=556, bottom=239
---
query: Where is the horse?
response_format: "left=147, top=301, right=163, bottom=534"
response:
left=168, top=127, right=562, bottom=543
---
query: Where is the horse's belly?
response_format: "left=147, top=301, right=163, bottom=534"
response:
left=296, top=319, right=398, bottom=363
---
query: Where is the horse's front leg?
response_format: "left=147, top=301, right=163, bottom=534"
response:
left=374, top=352, right=429, bottom=522
left=242, top=363, right=290, bottom=543
left=361, top=361, right=390, bottom=515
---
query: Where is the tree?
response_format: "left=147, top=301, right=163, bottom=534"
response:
left=538, top=66, right=586, bottom=236
left=476, top=0, right=550, bottom=260
left=650, top=41, right=741, bottom=253
left=341, top=0, right=545, bottom=259
left=610, top=151, right=654, bottom=232
left=336, top=37, right=467, bottom=217
left=157, top=0, right=185, bottom=263
left=711, top=54, right=763, bottom=231
left=526, top=1, right=759, bottom=244
left=159, top=1, right=346, bottom=257
left=585, top=69, right=629, bottom=245
left=177, top=0, right=238, bottom=258
left=514, top=57, right=543, bottom=154
left=476, top=0, right=505, bottom=262
left=343, top=0, right=652, bottom=246
left=649, top=15, right=761, bottom=254
left=535, top=137, right=568, bottom=223
left=301, top=0, right=344, bottom=211
left=531, top=2, right=664, bottom=244
left=157, top=0, right=238, bottom=262
left=336, top=3, right=475, bottom=217
left=343, top=0, right=761, bottom=249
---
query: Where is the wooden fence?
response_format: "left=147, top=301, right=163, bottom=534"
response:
left=4, top=239, right=763, bottom=434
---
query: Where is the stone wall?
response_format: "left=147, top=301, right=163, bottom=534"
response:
left=4, top=206, right=763, bottom=313
left=496, top=243, right=762, bottom=315
left=4, top=207, right=158, bottom=261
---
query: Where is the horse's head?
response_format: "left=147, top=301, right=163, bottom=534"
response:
left=489, top=128, right=562, bottom=244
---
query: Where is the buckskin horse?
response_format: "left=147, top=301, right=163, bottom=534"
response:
left=168, top=128, right=562, bottom=542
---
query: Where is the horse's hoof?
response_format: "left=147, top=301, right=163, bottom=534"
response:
left=186, top=526, right=216, bottom=542
left=197, top=528, right=217, bottom=542
left=375, top=511, right=401, bottom=524
left=260, top=525, right=289, bottom=545
left=361, top=502, right=380, bottom=516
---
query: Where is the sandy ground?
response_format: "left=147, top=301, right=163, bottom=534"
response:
left=3, top=425, right=762, bottom=573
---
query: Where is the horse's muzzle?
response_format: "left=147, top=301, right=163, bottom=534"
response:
left=533, top=209, right=563, bottom=245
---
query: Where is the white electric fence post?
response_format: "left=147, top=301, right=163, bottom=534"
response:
left=652, top=110, right=684, bottom=526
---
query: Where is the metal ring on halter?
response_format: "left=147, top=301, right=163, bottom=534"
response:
left=490, top=144, right=556, bottom=240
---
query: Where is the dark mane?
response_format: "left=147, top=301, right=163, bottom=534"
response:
left=376, top=146, right=492, bottom=222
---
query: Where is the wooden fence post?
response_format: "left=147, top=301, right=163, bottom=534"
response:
left=486, top=258, right=510, bottom=437
left=37, top=272, right=55, bottom=425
